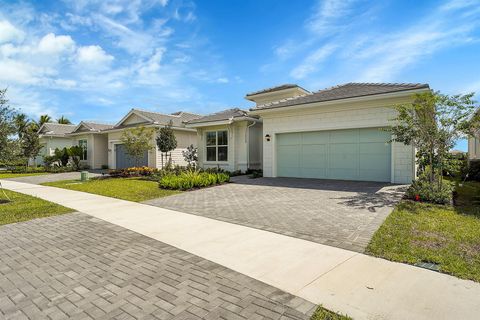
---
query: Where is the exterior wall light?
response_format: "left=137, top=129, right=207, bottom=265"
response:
left=265, top=134, right=271, bottom=141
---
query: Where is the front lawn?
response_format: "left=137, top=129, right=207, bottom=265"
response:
left=42, top=178, right=181, bottom=202
left=0, top=172, right=49, bottom=179
left=367, top=180, right=480, bottom=282
left=310, top=306, right=351, bottom=320
left=0, top=190, right=73, bottom=226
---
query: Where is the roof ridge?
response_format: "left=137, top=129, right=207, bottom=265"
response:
left=45, top=122, right=76, bottom=126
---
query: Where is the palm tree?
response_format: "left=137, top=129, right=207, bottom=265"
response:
left=57, top=116, right=72, bottom=124
left=14, top=113, right=30, bottom=139
left=38, top=114, right=52, bottom=126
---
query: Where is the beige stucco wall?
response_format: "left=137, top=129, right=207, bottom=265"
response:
left=108, top=128, right=197, bottom=169
left=256, top=95, right=417, bottom=184
left=469, top=132, right=480, bottom=160
left=93, top=134, right=108, bottom=169
left=72, top=134, right=94, bottom=169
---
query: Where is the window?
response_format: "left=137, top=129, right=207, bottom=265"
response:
left=78, top=139, right=87, bottom=160
left=206, top=130, right=228, bottom=162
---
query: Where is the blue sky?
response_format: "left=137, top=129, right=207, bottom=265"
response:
left=1, top=0, right=479, bottom=150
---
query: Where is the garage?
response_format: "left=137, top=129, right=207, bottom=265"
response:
left=115, top=144, right=148, bottom=168
left=276, top=128, right=391, bottom=182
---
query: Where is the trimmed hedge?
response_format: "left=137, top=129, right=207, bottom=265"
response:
left=159, top=171, right=230, bottom=190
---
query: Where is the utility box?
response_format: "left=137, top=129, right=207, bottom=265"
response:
left=80, top=171, right=89, bottom=182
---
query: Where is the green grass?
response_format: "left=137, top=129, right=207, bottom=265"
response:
left=42, top=178, right=181, bottom=202
left=0, top=172, right=49, bottom=179
left=0, top=189, right=73, bottom=226
left=310, top=306, right=352, bottom=320
left=367, top=180, right=480, bottom=282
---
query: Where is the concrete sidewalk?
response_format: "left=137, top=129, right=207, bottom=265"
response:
left=2, top=179, right=480, bottom=320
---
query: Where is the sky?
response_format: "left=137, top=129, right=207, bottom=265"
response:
left=1, top=0, right=479, bottom=150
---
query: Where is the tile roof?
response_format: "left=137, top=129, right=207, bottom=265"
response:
left=245, top=84, right=307, bottom=97
left=132, top=109, right=203, bottom=127
left=82, top=122, right=114, bottom=131
left=187, top=108, right=253, bottom=124
left=251, top=82, right=430, bottom=111
left=39, top=123, right=76, bottom=136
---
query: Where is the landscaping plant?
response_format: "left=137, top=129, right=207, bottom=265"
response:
left=0, top=89, right=19, bottom=165
left=156, top=120, right=177, bottom=168
left=389, top=91, right=479, bottom=203
left=67, top=145, right=83, bottom=170
left=182, top=144, right=198, bottom=169
left=120, top=126, right=155, bottom=166
left=159, top=170, right=230, bottom=190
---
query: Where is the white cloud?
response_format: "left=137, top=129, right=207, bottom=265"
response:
left=290, top=44, right=337, bottom=79
left=0, top=20, right=25, bottom=44
left=37, top=33, right=75, bottom=54
left=307, top=0, right=357, bottom=35
left=76, top=45, right=114, bottom=65
left=217, top=77, right=229, bottom=83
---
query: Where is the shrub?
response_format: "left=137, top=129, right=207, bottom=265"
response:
left=405, top=175, right=454, bottom=205
left=465, top=160, right=480, bottom=181
left=108, top=166, right=159, bottom=178
left=159, top=171, right=230, bottom=190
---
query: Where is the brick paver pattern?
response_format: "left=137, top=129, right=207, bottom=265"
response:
left=0, top=213, right=316, bottom=320
left=145, top=177, right=405, bottom=252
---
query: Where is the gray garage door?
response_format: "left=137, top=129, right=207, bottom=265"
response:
left=115, top=144, right=148, bottom=169
left=276, top=128, right=391, bottom=182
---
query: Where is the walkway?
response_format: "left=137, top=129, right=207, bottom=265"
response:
left=2, top=180, right=480, bottom=320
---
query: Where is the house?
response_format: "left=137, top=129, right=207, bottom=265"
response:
left=69, top=121, right=114, bottom=169
left=36, top=123, right=77, bottom=165
left=103, top=109, right=201, bottom=169
left=468, top=110, right=480, bottom=161
left=186, top=108, right=263, bottom=172
left=243, top=83, right=430, bottom=184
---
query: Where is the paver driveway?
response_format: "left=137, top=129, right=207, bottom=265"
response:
left=145, top=176, right=406, bottom=252
left=0, top=213, right=315, bottom=320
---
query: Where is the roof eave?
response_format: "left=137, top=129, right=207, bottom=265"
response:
left=186, top=116, right=261, bottom=128
left=249, top=87, right=431, bottom=114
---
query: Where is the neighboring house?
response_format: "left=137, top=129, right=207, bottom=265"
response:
left=469, top=131, right=480, bottom=161
left=69, top=121, right=114, bottom=169
left=246, top=83, right=431, bottom=184
left=186, top=108, right=263, bottom=172
left=36, top=123, right=76, bottom=165
left=104, top=109, right=201, bottom=169
left=468, top=109, right=480, bottom=161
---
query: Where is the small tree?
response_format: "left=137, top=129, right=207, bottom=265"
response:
left=156, top=121, right=177, bottom=168
left=67, top=146, right=83, bottom=170
left=20, top=127, right=42, bottom=168
left=0, top=89, right=18, bottom=165
left=182, top=144, right=198, bottom=169
left=120, top=126, right=154, bottom=167
left=389, top=91, right=478, bottom=185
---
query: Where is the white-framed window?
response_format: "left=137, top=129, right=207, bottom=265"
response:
left=206, top=130, right=228, bottom=162
left=78, top=139, right=87, bottom=160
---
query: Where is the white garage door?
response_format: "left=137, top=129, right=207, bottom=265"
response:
left=276, top=128, right=391, bottom=182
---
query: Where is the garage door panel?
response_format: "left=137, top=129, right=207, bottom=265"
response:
left=330, top=129, right=358, bottom=143
left=277, top=145, right=300, bottom=177
left=276, top=128, right=391, bottom=182
left=302, top=131, right=328, bottom=144
left=359, top=142, right=390, bottom=154
left=301, top=144, right=326, bottom=167
left=359, top=128, right=390, bottom=142
left=330, top=143, right=357, bottom=154
left=277, top=133, right=301, bottom=146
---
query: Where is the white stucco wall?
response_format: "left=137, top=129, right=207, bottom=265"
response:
left=195, top=121, right=262, bottom=172
left=36, top=136, right=73, bottom=165
left=256, top=95, right=417, bottom=184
